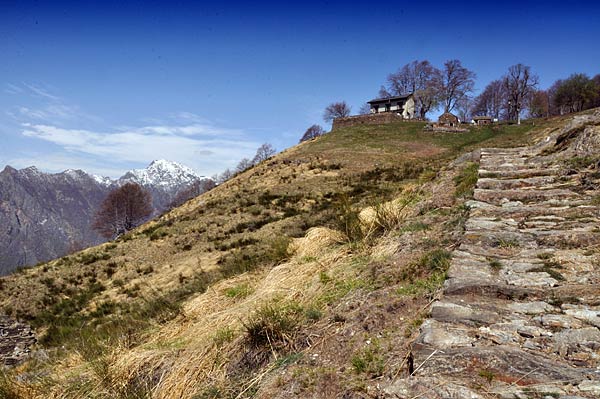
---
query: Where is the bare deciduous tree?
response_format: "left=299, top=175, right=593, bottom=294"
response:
left=93, top=182, right=153, bottom=239
left=503, top=64, right=539, bottom=124
left=169, top=179, right=216, bottom=209
left=323, top=102, right=351, bottom=122
left=300, top=124, right=325, bottom=143
left=547, top=79, right=564, bottom=116
left=252, top=143, right=276, bottom=164
left=386, top=60, right=440, bottom=119
left=528, top=90, right=550, bottom=118
left=472, top=79, right=506, bottom=120
left=436, top=59, right=476, bottom=113
left=378, top=86, right=392, bottom=98
left=216, top=168, right=234, bottom=184
left=455, top=96, right=472, bottom=123
left=358, top=103, right=372, bottom=115
left=235, top=157, right=254, bottom=173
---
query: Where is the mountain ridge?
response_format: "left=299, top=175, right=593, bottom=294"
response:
left=0, top=159, right=211, bottom=274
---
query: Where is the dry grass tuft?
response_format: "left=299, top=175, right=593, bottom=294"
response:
left=359, top=184, right=421, bottom=238
left=289, top=227, right=346, bottom=258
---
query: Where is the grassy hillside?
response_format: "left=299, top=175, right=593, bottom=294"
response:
left=0, top=117, right=563, bottom=398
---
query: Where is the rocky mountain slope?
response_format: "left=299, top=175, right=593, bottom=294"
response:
left=0, top=160, right=209, bottom=274
left=1, top=112, right=598, bottom=398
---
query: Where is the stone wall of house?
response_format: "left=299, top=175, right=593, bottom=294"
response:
left=332, top=113, right=406, bottom=130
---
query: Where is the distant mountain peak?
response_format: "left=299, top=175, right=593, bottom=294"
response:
left=92, top=174, right=112, bottom=186
left=120, top=160, right=203, bottom=188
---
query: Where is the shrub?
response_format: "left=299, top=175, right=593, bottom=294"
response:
left=79, top=251, right=111, bottom=265
left=351, top=343, right=384, bottom=376
left=213, top=327, right=235, bottom=347
left=488, top=258, right=502, bottom=271
left=454, top=162, right=479, bottom=198
left=266, top=236, right=292, bottom=264
left=243, top=302, right=303, bottom=349
left=149, top=229, right=169, bottom=241
left=334, top=195, right=363, bottom=242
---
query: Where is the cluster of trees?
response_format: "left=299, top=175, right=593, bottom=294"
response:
left=379, top=59, right=477, bottom=118
left=299, top=124, right=325, bottom=142
left=529, top=73, right=600, bottom=118
left=315, top=61, right=599, bottom=131
left=213, top=143, right=277, bottom=184
left=470, top=63, right=540, bottom=124
left=473, top=69, right=600, bottom=122
left=296, top=103, right=351, bottom=143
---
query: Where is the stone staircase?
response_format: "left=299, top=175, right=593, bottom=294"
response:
left=386, top=147, right=600, bottom=398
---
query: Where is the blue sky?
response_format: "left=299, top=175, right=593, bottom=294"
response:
left=1, top=0, right=599, bottom=177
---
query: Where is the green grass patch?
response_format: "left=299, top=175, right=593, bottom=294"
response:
left=351, top=340, right=384, bottom=377
left=496, top=237, right=520, bottom=248
left=454, top=162, right=479, bottom=198
left=488, top=258, right=503, bottom=271
left=224, top=283, right=253, bottom=299
left=213, top=327, right=235, bottom=347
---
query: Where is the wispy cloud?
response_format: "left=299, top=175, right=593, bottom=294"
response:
left=4, top=83, right=24, bottom=94
left=20, top=122, right=259, bottom=177
left=5, top=82, right=99, bottom=123
left=21, top=83, right=61, bottom=101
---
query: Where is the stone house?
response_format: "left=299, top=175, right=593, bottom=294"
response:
left=438, top=112, right=460, bottom=127
left=367, top=94, right=415, bottom=119
left=472, top=116, right=493, bottom=126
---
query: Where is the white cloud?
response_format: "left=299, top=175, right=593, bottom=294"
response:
left=8, top=83, right=261, bottom=177
left=20, top=122, right=259, bottom=177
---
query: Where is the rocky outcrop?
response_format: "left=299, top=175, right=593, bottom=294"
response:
left=0, top=316, right=35, bottom=366
left=385, top=114, right=600, bottom=398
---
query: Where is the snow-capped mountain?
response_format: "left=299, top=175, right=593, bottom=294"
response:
left=0, top=160, right=211, bottom=274
left=119, top=159, right=205, bottom=189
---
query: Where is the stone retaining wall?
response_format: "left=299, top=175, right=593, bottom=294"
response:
left=332, top=113, right=407, bottom=130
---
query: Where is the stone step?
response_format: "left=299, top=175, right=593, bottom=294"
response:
left=473, top=188, right=581, bottom=204
left=478, top=168, right=559, bottom=179
left=468, top=201, right=598, bottom=219
left=476, top=175, right=577, bottom=190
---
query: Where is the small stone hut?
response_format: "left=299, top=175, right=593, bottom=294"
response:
left=473, top=116, right=493, bottom=126
left=438, top=112, right=460, bottom=127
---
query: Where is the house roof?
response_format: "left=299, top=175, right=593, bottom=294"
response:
left=473, top=115, right=492, bottom=120
left=367, top=94, right=412, bottom=104
left=438, top=112, right=459, bottom=120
